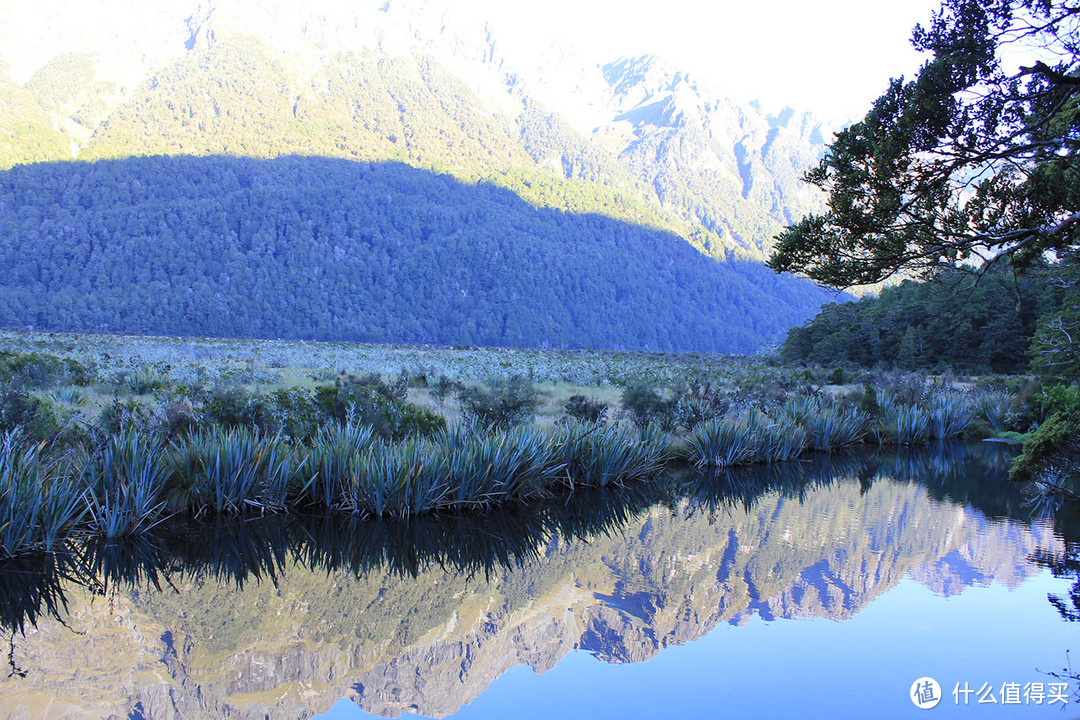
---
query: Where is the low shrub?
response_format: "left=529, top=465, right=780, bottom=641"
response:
left=200, top=386, right=272, bottom=431
left=457, top=375, right=540, bottom=430
left=563, top=395, right=608, bottom=424
left=317, top=373, right=444, bottom=440
left=0, top=388, right=61, bottom=441
left=620, top=382, right=679, bottom=431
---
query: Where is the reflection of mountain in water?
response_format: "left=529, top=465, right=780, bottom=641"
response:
left=0, top=445, right=1062, bottom=719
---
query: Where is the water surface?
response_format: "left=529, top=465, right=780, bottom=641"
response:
left=2, top=444, right=1077, bottom=719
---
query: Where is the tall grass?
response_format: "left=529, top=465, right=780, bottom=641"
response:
left=972, top=390, right=1013, bottom=431
left=928, top=393, right=972, bottom=440
left=0, top=433, right=85, bottom=557
left=299, top=423, right=376, bottom=509
left=349, top=438, right=452, bottom=516
left=686, top=417, right=759, bottom=468
left=884, top=404, right=931, bottom=446
left=686, top=408, right=814, bottom=469
left=441, top=426, right=564, bottom=508
left=83, top=429, right=168, bottom=537
left=784, top=397, right=868, bottom=451
left=748, top=411, right=807, bottom=462
left=557, top=422, right=666, bottom=487
left=168, top=428, right=303, bottom=514
left=0, top=375, right=1011, bottom=539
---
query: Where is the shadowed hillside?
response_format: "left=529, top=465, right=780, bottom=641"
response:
left=0, top=155, right=837, bottom=352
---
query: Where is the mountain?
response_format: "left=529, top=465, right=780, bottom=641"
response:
left=0, top=0, right=837, bottom=261
left=0, top=0, right=842, bottom=351
left=0, top=155, right=832, bottom=352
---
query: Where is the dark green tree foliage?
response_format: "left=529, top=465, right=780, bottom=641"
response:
left=1030, top=253, right=1080, bottom=377
left=781, top=264, right=1058, bottom=372
left=316, top=372, right=445, bottom=440
left=769, top=0, right=1079, bottom=286
left=0, top=156, right=835, bottom=353
left=457, top=376, right=540, bottom=430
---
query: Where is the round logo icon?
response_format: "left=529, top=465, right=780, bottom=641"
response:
left=911, top=677, right=942, bottom=709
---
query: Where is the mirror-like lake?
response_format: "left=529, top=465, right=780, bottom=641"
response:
left=2, top=443, right=1078, bottom=719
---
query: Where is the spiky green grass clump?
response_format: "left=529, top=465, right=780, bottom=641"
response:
left=783, top=397, right=868, bottom=451
left=441, top=426, right=564, bottom=508
left=928, top=393, right=972, bottom=440
left=0, top=434, right=85, bottom=557
left=686, top=409, right=813, bottom=469
left=299, top=423, right=376, bottom=509
left=972, top=390, right=1013, bottom=431
left=83, top=429, right=168, bottom=538
left=558, top=422, right=666, bottom=487
left=168, top=429, right=303, bottom=514
left=686, top=417, right=759, bottom=468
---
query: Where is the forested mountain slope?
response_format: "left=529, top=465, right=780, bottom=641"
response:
left=781, top=266, right=1060, bottom=372
left=0, top=156, right=836, bottom=352
left=0, top=0, right=833, bottom=261
left=0, top=0, right=844, bottom=351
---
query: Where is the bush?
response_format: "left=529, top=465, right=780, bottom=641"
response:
left=1033, top=384, right=1080, bottom=422
left=563, top=394, right=608, bottom=424
left=159, top=400, right=198, bottom=439
left=457, top=375, right=540, bottom=430
left=430, top=375, right=463, bottom=406
left=859, top=383, right=881, bottom=418
left=96, top=395, right=151, bottom=436
left=268, top=387, right=322, bottom=441
left=1010, top=411, right=1080, bottom=484
left=316, top=374, right=444, bottom=440
left=0, top=351, right=93, bottom=388
left=620, top=382, right=679, bottom=430
left=0, top=388, right=61, bottom=441
left=200, top=386, right=272, bottom=430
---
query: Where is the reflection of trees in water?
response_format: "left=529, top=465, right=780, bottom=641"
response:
left=0, top=481, right=669, bottom=639
left=0, top=441, right=1057, bottom=641
left=1032, top=546, right=1080, bottom=622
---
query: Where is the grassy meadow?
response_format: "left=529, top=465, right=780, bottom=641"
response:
left=0, top=330, right=1049, bottom=559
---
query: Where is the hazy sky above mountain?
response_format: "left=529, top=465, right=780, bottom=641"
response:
left=1, top=0, right=943, bottom=120
left=475, top=0, right=943, bottom=120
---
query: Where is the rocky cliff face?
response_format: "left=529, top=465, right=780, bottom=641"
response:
left=0, top=473, right=1058, bottom=720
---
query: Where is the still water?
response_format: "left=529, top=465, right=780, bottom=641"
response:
left=2, top=443, right=1078, bottom=719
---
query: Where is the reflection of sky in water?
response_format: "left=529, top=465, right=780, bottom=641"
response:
left=326, top=571, right=1080, bottom=720
left=6, top=444, right=1080, bottom=719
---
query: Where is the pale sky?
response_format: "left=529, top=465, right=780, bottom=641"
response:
left=1, top=0, right=946, bottom=121
left=475, top=0, right=944, bottom=120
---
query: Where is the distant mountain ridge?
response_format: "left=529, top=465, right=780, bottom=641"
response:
left=0, top=155, right=833, bottom=352
left=0, top=0, right=842, bottom=351
left=0, top=0, right=833, bottom=261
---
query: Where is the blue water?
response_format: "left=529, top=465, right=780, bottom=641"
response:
left=322, top=570, right=1079, bottom=719
left=5, top=444, right=1080, bottom=720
